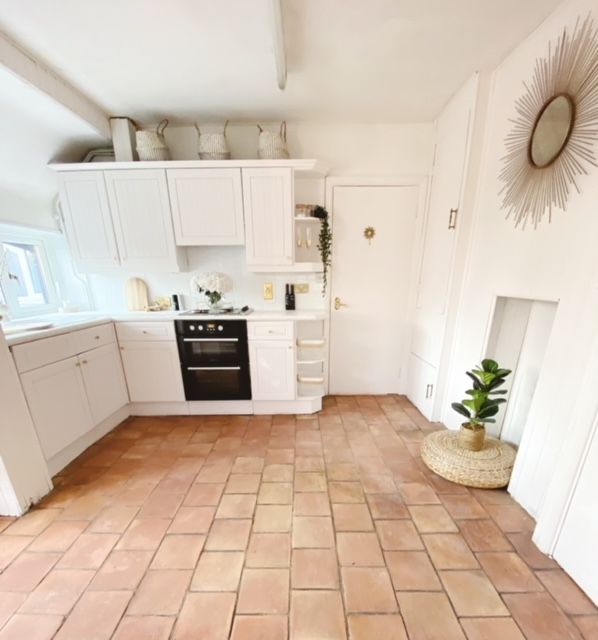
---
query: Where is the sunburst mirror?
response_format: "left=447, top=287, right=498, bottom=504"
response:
left=499, top=14, right=598, bottom=228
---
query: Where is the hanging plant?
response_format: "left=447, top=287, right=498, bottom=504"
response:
left=312, top=205, right=332, bottom=296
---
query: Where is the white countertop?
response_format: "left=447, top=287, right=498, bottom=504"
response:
left=3, top=309, right=328, bottom=346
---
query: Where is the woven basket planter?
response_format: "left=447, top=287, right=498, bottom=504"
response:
left=459, top=424, right=485, bottom=451
left=195, top=121, right=231, bottom=160
left=136, top=119, right=170, bottom=160
left=421, top=430, right=516, bottom=489
left=257, top=121, right=289, bottom=159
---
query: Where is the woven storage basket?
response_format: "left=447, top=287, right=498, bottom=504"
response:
left=459, top=424, right=485, bottom=451
left=257, top=121, right=289, bottom=159
left=421, top=430, right=516, bottom=489
left=195, top=121, right=231, bottom=160
left=136, top=119, right=170, bottom=160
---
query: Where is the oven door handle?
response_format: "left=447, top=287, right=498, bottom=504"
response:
left=183, top=338, right=239, bottom=342
left=186, top=366, right=241, bottom=371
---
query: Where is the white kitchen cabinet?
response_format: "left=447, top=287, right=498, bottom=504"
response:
left=119, top=340, right=185, bottom=402
left=104, top=169, right=185, bottom=272
left=406, top=353, right=437, bottom=420
left=249, top=339, right=295, bottom=401
left=242, top=168, right=294, bottom=268
left=57, top=171, right=119, bottom=271
left=167, top=168, right=244, bottom=245
left=79, top=343, right=129, bottom=424
left=20, top=357, right=94, bottom=460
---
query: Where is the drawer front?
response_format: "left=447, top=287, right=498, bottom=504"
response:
left=71, top=323, right=115, bottom=353
left=115, top=321, right=176, bottom=342
left=12, top=333, right=75, bottom=373
left=248, top=321, right=295, bottom=341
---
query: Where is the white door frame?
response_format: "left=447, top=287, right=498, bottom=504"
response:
left=325, top=176, right=429, bottom=395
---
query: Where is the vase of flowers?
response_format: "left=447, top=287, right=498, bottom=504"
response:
left=190, top=272, right=232, bottom=309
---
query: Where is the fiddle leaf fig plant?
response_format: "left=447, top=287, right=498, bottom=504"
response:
left=451, top=359, right=512, bottom=430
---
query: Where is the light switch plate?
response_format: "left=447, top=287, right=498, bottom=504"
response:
left=295, top=283, right=309, bottom=294
left=263, top=282, right=274, bottom=300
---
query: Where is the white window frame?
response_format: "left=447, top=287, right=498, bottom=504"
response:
left=0, top=229, right=59, bottom=319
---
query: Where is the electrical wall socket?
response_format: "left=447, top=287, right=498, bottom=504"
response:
left=263, top=282, right=274, bottom=300
left=294, top=283, right=309, bottom=294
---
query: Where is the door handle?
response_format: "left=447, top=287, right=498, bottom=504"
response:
left=334, top=297, right=348, bottom=311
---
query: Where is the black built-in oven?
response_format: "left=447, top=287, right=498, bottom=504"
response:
left=175, top=320, right=251, bottom=400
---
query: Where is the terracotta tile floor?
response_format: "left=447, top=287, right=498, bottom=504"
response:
left=0, top=395, right=596, bottom=639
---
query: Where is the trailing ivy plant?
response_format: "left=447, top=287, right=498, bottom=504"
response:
left=313, top=205, right=332, bottom=296
left=451, top=359, right=512, bottom=430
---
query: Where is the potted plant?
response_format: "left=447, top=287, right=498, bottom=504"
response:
left=451, top=359, right=512, bottom=451
left=312, top=206, right=332, bottom=296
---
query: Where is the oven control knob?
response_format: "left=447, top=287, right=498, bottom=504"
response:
left=189, top=325, right=195, bottom=331
left=217, top=325, right=223, bottom=332
left=198, top=325, right=204, bottom=331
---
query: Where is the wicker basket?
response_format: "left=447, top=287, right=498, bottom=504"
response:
left=459, top=424, right=485, bottom=451
left=257, top=121, right=289, bottom=159
left=421, top=430, right=516, bottom=489
left=136, top=119, right=170, bottom=160
left=195, top=121, right=231, bottom=160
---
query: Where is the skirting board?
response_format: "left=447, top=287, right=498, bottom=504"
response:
left=130, top=398, right=322, bottom=416
left=46, top=405, right=130, bottom=477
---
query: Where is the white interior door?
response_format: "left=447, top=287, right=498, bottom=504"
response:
left=329, top=184, right=420, bottom=394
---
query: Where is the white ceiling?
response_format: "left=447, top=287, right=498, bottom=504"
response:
left=0, top=0, right=562, bottom=124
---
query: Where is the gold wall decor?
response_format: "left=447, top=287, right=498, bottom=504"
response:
left=499, top=14, right=598, bottom=228
left=364, top=226, right=376, bottom=244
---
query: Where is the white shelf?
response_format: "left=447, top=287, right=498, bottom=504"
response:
left=294, top=216, right=321, bottom=222
left=297, top=339, right=325, bottom=348
left=297, top=375, right=325, bottom=384
left=297, top=359, right=324, bottom=366
left=250, top=262, right=322, bottom=273
left=50, top=158, right=329, bottom=177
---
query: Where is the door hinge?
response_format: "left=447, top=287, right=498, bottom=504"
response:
left=448, top=208, right=458, bottom=230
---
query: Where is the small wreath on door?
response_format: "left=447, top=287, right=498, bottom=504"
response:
left=364, top=226, right=376, bottom=244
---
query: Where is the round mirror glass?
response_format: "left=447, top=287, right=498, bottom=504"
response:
left=529, top=95, right=575, bottom=168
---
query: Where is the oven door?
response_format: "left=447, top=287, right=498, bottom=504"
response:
left=178, top=337, right=243, bottom=367
left=182, top=365, right=251, bottom=400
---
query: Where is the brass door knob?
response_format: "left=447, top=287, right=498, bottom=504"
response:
left=334, top=297, right=347, bottom=311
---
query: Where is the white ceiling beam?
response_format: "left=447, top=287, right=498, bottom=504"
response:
left=270, top=0, right=287, bottom=90
left=0, top=30, right=111, bottom=138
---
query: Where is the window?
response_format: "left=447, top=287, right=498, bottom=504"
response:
left=0, top=230, right=59, bottom=318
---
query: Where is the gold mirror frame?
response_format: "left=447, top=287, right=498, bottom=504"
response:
left=499, top=14, right=598, bottom=228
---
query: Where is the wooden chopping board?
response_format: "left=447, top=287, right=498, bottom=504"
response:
left=125, top=277, right=149, bottom=311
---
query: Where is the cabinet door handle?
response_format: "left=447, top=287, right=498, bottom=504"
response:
left=94, top=335, right=100, bottom=340
left=75, top=362, right=81, bottom=367
left=448, top=208, right=458, bottom=230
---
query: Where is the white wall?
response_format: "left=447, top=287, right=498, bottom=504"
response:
left=87, top=122, right=434, bottom=311
left=440, top=0, right=598, bottom=544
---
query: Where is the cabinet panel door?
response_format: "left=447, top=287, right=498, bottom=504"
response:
left=21, top=357, right=93, bottom=460
left=406, top=353, right=437, bottom=420
left=249, top=340, right=295, bottom=400
left=242, top=168, right=293, bottom=266
left=104, top=169, right=181, bottom=271
left=57, top=171, right=119, bottom=271
left=168, top=168, right=244, bottom=245
left=80, top=343, right=129, bottom=424
left=120, top=340, right=185, bottom=402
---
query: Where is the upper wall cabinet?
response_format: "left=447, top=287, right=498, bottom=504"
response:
left=58, top=169, right=185, bottom=273
left=242, top=168, right=294, bottom=269
left=104, top=169, right=186, bottom=272
left=58, top=171, right=120, bottom=271
left=167, top=168, right=244, bottom=245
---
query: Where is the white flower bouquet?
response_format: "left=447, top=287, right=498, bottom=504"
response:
left=190, top=271, right=232, bottom=307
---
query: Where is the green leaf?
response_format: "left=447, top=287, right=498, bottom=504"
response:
left=477, top=405, right=500, bottom=419
left=451, top=403, right=471, bottom=418
left=482, top=358, right=498, bottom=372
left=489, top=389, right=508, bottom=395
left=484, top=418, right=496, bottom=424
left=465, top=371, right=483, bottom=390
left=494, top=368, right=512, bottom=378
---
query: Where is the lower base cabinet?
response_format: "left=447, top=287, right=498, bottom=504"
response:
left=21, top=356, right=94, bottom=460
left=249, top=339, right=296, bottom=401
left=119, top=340, right=185, bottom=402
left=81, top=343, right=129, bottom=424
